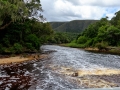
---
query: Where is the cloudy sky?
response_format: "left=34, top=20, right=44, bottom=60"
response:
left=40, top=0, right=120, bottom=22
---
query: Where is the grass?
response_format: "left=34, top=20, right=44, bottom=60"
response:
left=108, top=47, right=120, bottom=54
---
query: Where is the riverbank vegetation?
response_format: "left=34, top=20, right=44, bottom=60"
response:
left=66, top=10, right=120, bottom=54
left=0, top=0, right=53, bottom=54
left=48, top=32, right=79, bottom=44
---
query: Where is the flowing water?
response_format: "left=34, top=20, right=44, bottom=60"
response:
left=0, top=45, right=120, bottom=90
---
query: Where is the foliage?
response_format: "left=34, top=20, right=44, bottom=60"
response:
left=0, top=0, right=43, bottom=30
left=0, top=19, right=53, bottom=54
left=0, top=0, right=54, bottom=54
left=73, top=10, right=120, bottom=48
left=25, top=34, right=40, bottom=50
left=85, top=39, right=94, bottom=47
left=111, top=10, right=120, bottom=26
left=65, top=42, right=86, bottom=48
left=48, top=32, right=79, bottom=44
left=77, top=36, right=88, bottom=44
left=95, top=41, right=108, bottom=51
left=25, top=43, right=35, bottom=50
left=12, top=43, right=23, bottom=53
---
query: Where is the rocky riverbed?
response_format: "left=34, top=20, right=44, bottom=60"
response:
left=0, top=54, right=49, bottom=90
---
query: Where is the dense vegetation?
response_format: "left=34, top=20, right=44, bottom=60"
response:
left=0, top=0, right=53, bottom=54
left=50, top=20, right=98, bottom=33
left=48, top=32, right=79, bottom=44
left=68, top=11, right=120, bottom=50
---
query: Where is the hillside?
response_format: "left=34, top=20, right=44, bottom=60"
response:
left=50, top=20, right=98, bottom=33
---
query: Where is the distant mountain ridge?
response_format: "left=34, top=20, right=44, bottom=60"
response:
left=50, top=20, right=98, bottom=33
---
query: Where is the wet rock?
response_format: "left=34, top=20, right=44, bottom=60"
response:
left=0, top=63, right=33, bottom=90
left=72, top=72, right=78, bottom=77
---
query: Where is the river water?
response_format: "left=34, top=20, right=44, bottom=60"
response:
left=0, top=45, right=120, bottom=90
left=41, top=45, right=120, bottom=69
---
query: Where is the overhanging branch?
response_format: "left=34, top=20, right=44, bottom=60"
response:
left=0, top=21, right=12, bottom=30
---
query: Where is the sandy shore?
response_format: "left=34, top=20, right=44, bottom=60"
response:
left=0, top=54, right=48, bottom=64
left=0, top=56, right=29, bottom=64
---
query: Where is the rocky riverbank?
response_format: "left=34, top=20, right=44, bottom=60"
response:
left=0, top=53, right=49, bottom=90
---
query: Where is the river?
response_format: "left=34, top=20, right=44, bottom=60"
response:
left=0, top=45, right=120, bottom=90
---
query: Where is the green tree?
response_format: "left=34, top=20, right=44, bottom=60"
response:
left=97, top=25, right=109, bottom=41
left=0, top=0, right=43, bottom=30
left=97, top=25, right=120, bottom=46
left=107, top=26, right=120, bottom=46
left=77, top=36, right=88, bottom=44
left=111, top=10, right=120, bottom=26
left=82, top=17, right=109, bottom=38
left=0, top=19, right=53, bottom=54
left=25, top=34, right=40, bottom=50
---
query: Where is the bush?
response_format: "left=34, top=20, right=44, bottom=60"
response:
left=0, top=43, right=23, bottom=54
left=1, top=47, right=15, bottom=54
left=25, top=34, right=40, bottom=49
left=66, top=42, right=86, bottom=48
left=84, top=39, right=94, bottom=47
left=71, top=40, right=77, bottom=43
left=95, top=41, right=108, bottom=51
left=25, top=43, right=35, bottom=50
left=13, top=43, right=23, bottom=53
left=77, top=36, right=88, bottom=44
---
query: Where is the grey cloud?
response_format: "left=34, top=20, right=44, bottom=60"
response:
left=60, top=0, right=120, bottom=7
left=42, top=11, right=82, bottom=21
left=47, top=16, right=82, bottom=22
left=65, top=0, right=80, bottom=5
left=41, top=0, right=120, bottom=21
left=79, top=0, right=120, bottom=7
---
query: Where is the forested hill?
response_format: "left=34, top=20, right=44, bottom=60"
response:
left=50, top=20, right=98, bottom=33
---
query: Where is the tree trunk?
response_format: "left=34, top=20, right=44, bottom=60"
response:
left=0, top=21, right=12, bottom=30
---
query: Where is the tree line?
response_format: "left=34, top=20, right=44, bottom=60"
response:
left=69, top=10, right=120, bottom=50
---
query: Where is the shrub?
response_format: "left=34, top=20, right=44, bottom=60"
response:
left=13, top=43, right=23, bottom=53
left=25, top=34, right=40, bottom=49
left=71, top=40, right=77, bottom=43
left=66, top=42, right=86, bottom=48
left=95, top=41, right=108, bottom=51
left=0, top=47, right=15, bottom=54
left=25, top=43, right=35, bottom=50
left=84, top=39, right=94, bottom=47
left=77, top=36, right=88, bottom=44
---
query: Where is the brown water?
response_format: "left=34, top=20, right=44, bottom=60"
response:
left=0, top=45, right=120, bottom=90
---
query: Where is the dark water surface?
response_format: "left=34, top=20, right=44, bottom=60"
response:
left=0, top=45, right=120, bottom=90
